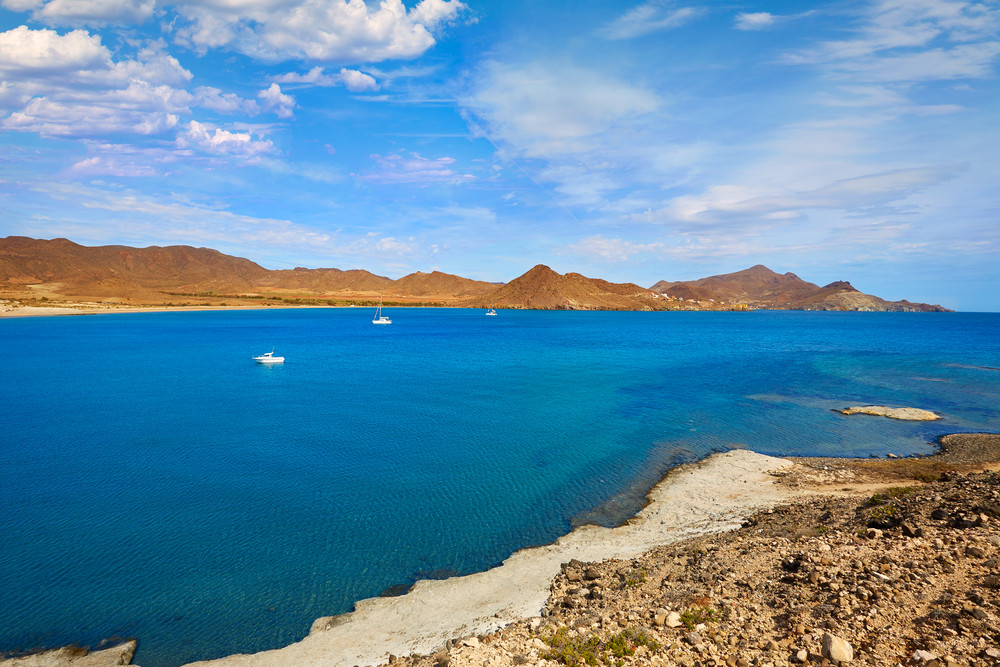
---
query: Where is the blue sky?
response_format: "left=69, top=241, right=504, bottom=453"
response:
left=1, top=0, right=998, bottom=310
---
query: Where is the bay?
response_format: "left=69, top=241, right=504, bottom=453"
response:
left=1, top=309, right=998, bottom=666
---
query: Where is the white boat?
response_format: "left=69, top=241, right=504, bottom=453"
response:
left=253, top=350, right=285, bottom=364
left=372, top=297, right=392, bottom=325
left=485, top=306, right=497, bottom=316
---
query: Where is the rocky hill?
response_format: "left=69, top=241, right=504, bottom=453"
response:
left=467, top=264, right=670, bottom=311
left=0, top=236, right=494, bottom=304
left=0, top=237, right=949, bottom=312
left=650, top=265, right=948, bottom=312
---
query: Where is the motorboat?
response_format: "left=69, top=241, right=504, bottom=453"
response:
left=253, top=351, right=285, bottom=364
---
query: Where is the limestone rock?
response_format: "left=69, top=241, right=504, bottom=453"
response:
left=821, top=632, right=853, bottom=662
left=838, top=405, right=941, bottom=421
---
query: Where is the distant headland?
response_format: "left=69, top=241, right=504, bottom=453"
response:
left=0, top=236, right=950, bottom=314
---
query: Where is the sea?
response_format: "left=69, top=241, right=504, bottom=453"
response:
left=1, top=308, right=999, bottom=666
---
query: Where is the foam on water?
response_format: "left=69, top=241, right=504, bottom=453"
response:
left=1, top=309, right=998, bottom=665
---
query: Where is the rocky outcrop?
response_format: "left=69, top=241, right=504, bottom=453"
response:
left=839, top=406, right=942, bottom=421
left=0, top=639, right=136, bottom=667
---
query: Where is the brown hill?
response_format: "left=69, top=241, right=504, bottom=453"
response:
left=0, top=236, right=269, bottom=298
left=650, top=265, right=948, bottom=312
left=260, top=267, right=394, bottom=294
left=468, top=265, right=670, bottom=311
left=650, top=265, right=817, bottom=307
left=393, top=271, right=495, bottom=298
left=0, top=237, right=950, bottom=312
left=0, top=236, right=494, bottom=304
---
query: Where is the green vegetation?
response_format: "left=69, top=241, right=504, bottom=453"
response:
left=619, top=567, right=647, bottom=589
left=866, top=493, right=887, bottom=506
left=885, top=486, right=916, bottom=497
left=541, top=627, right=659, bottom=666
left=913, top=473, right=939, bottom=483
left=159, top=291, right=445, bottom=307
left=679, top=605, right=717, bottom=630
left=866, top=504, right=900, bottom=529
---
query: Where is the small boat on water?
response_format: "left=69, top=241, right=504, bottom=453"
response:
left=253, top=351, right=285, bottom=364
left=372, top=297, right=392, bottom=325
left=485, top=306, right=497, bottom=316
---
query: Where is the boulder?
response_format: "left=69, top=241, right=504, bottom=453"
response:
left=821, top=632, right=854, bottom=662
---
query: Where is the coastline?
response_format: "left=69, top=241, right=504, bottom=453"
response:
left=5, top=435, right=999, bottom=667
left=0, top=304, right=340, bottom=318
left=183, top=449, right=799, bottom=667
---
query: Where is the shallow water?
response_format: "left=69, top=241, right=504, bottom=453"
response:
left=1, top=309, right=998, bottom=665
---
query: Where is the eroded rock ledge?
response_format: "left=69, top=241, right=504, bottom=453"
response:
left=838, top=406, right=942, bottom=421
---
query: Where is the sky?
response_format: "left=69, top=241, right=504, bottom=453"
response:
left=0, top=0, right=998, bottom=311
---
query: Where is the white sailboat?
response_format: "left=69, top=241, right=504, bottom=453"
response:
left=485, top=305, right=497, bottom=316
left=372, top=296, right=392, bottom=325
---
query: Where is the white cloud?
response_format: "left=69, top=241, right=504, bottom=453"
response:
left=30, top=181, right=335, bottom=255
left=257, top=83, right=295, bottom=119
left=67, top=155, right=161, bottom=177
left=0, top=28, right=200, bottom=137
left=375, top=236, right=417, bottom=255
left=734, top=12, right=776, bottom=30
left=465, top=62, right=660, bottom=157
left=171, top=0, right=466, bottom=63
left=564, top=235, right=665, bottom=262
left=1, top=0, right=42, bottom=11
left=2, top=90, right=183, bottom=136
left=177, top=120, right=275, bottom=158
left=600, top=1, right=700, bottom=40
left=34, top=0, right=154, bottom=25
left=0, top=26, right=107, bottom=72
left=273, top=66, right=378, bottom=92
left=652, top=166, right=957, bottom=226
left=785, top=0, right=1000, bottom=83
left=359, top=152, right=473, bottom=184
left=194, top=86, right=261, bottom=115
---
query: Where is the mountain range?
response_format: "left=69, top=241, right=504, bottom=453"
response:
left=0, top=236, right=949, bottom=312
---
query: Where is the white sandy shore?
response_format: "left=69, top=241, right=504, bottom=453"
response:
left=183, top=449, right=798, bottom=667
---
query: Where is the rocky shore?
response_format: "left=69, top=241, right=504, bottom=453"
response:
left=390, top=433, right=1000, bottom=667
left=5, top=434, right=999, bottom=667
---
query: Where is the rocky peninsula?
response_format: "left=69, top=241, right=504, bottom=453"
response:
left=5, top=433, right=999, bottom=667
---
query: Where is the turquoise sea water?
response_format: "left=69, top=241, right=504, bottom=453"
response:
left=2, top=309, right=999, bottom=665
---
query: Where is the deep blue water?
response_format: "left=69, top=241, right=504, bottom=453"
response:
left=1, top=309, right=999, bottom=665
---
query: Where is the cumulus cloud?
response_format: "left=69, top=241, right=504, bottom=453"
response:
left=273, top=66, right=378, bottom=92
left=177, top=120, right=275, bottom=158
left=734, top=12, right=776, bottom=30
left=3, top=93, right=181, bottom=135
left=171, top=0, right=466, bottom=63
left=600, top=1, right=700, bottom=40
left=257, top=83, right=295, bottom=119
left=194, top=86, right=261, bottom=115
left=0, top=27, right=198, bottom=136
